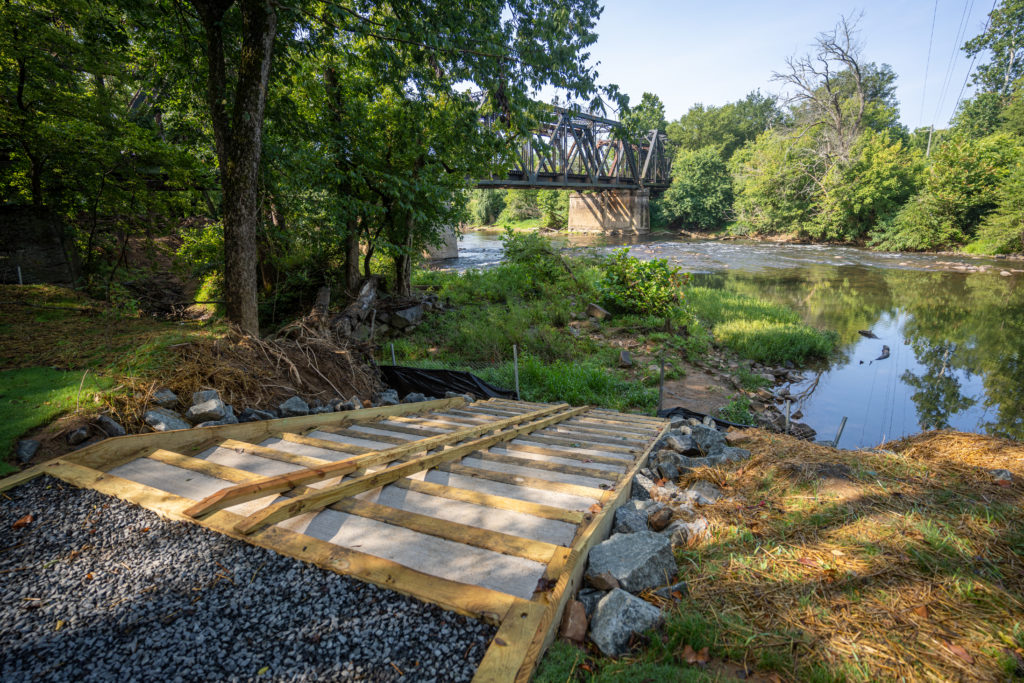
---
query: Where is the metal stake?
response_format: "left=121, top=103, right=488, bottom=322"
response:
left=832, top=416, right=848, bottom=448
left=784, top=401, right=791, bottom=434
left=17, top=266, right=23, bottom=285
left=369, top=309, right=376, bottom=340
left=513, top=344, right=520, bottom=401
left=390, top=343, right=396, bottom=366
left=657, top=357, right=665, bottom=414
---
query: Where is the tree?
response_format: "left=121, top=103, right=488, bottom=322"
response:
left=621, top=92, right=667, bottom=140
left=729, top=130, right=817, bottom=234
left=537, top=190, right=569, bottom=229
left=964, top=0, right=1024, bottom=96
left=660, top=146, right=733, bottom=228
left=665, top=91, right=780, bottom=160
left=976, top=157, right=1024, bottom=252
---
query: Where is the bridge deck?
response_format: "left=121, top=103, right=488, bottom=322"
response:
left=2, top=397, right=666, bottom=682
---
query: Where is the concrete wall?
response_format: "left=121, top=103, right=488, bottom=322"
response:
left=422, top=224, right=459, bottom=259
left=568, top=189, right=650, bottom=235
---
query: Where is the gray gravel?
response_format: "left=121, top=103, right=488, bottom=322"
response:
left=1, top=477, right=495, bottom=682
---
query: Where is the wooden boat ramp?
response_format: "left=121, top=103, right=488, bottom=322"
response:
left=2, top=397, right=667, bottom=681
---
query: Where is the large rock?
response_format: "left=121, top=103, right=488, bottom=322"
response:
left=664, top=433, right=697, bottom=454
left=16, top=440, right=40, bottom=464
left=151, top=388, right=179, bottom=409
left=559, top=600, right=588, bottom=643
left=662, top=517, right=710, bottom=548
left=721, top=446, right=751, bottom=461
left=144, top=408, right=190, bottom=432
left=402, top=392, right=428, bottom=403
left=589, top=589, right=663, bottom=656
left=376, top=389, right=400, bottom=407
left=278, top=396, right=310, bottom=417
left=689, top=424, right=727, bottom=456
left=631, top=473, right=656, bottom=501
left=391, top=305, right=424, bottom=329
left=577, top=588, right=605, bottom=617
left=191, top=389, right=221, bottom=405
left=617, top=349, right=632, bottom=368
left=586, top=531, right=676, bottom=593
left=66, top=426, right=91, bottom=446
left=95, top=415, right=126, bottom=437
left=686, top=480, right=724, bottom=505
left=586, top=303, right=611, bottom=320
left=239, top=408, right=276, bottom=422
left=186, top=398, right=228, bottom=424
left=612, top=500, right=664, bottom=534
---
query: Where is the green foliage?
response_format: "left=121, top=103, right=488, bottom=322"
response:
left=498, top=189, right=540, bottom=224
left=620, top=91, right=668, bottom=141
left=500, top=228, right=571, bottom=284
left=717, top=395, right=755, bottom=424
left=468, top=189, right=506, bottom=225
left=687, top=286, right=837, bottom=364
left=666, top=91, right=781, bottom=160
left=963, top=0, right=1024, bottom=95
left=1, top=367, right=113, bottom=474
left=661, top=146, right=733, bottom=229
left=599, top=249, right=688, bottom=319
left=952, top=92, right=1008, bottom=138
left=974, top=159, right=1024, bottom=253
left=537, top=190, right=569, bottom=229
left=872, top=134, right=1022, bottom=251
left=730, top=130, right=816, bottom=234
left=810, top=130, right=923, bottom=241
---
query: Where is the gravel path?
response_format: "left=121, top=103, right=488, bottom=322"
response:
left=1, top=477, right=495, bottom=682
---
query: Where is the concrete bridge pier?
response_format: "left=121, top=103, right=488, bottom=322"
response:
left=568, top=189, right=650, bottom=235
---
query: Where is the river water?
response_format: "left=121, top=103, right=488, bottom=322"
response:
left=438, top=231, right=1024, bottom=449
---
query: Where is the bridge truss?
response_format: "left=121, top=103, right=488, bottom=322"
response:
left=476, top=107, right=671, bottom=192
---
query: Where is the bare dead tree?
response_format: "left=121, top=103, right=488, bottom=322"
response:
left=773, top=14, right=867, bottom=163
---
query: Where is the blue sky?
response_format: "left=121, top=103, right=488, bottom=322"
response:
left=581, top=0, right=994, bottom=130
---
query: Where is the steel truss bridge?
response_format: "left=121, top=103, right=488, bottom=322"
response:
left=475, top=107, right=671, bottom=192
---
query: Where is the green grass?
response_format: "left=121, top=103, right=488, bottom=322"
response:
left=715, top=394, right=756, bottom=424
left=0, top=367, right=113, bottom=473
left=687, top=286, right=837, bottom=364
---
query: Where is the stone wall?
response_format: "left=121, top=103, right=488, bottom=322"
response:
left=568, top=189, right=650, bottom=235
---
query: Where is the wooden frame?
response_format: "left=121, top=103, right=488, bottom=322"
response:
left=0, top=398, right=666, bottom=682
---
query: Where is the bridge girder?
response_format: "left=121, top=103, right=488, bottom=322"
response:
left=475, top=107, right=671, bottom=191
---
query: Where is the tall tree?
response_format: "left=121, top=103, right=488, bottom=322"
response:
left=964, top=0, right=1024, bottom=96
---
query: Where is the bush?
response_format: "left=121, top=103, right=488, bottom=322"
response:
left=974, top=160, right=1024, bottom=253
left=497, top=189, right=540, bottom=224
left=730, top=130, right=816, bottom=234
left=468, top=189, right=505, bottom=225
left=661, top=145, right=733, bottom=228
left=599, top=249, right=688, bottom=319
left=537, top=190, right=569, bottom=229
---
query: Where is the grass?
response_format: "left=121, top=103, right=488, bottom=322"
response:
left=536, top=429, right=1024, bottom=681
left=0, top=367, right=113, bottom=475
left=687, top=287, right=837, bottom=364
left=714, top=395, right=756, bottom=424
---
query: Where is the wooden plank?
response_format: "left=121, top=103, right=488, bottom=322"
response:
left=565, top=418, right=656, bottom=436
left=280, top=432, right=372, bottom=455
left=539, top=425, right=643, bottom=446
left=439, top=463, right=611, bottom=499
left=502, top=442, right=632, bottom=467
left=525, top=431, right=638, bottom=453
left=472, top=451, right=622, bottom=481
left=40, top=459, right=517, bottom=624
left=0, top=464, right=47, bottom=493
left=315, top=425, right=411, bottom=446
left=66, top=397, right=468, bottom=472
left=185, top=404, right=570, bottom=519
left=587, top=408, right=665, bottom=424
left=355, top=421, right=455, bottom=438
left=218, top=439, right=330, bottom=469
left=147, top=449, right=254, bottom=481
left=510, top=421, right=669, bottom=682
left=472, top=600, right=548, bottom=683
left=233, top=406, right=588, bottom=535
left=391, top=479, right=584, bottom=524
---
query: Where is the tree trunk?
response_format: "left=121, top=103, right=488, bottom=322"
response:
left=192, top=0, right=277, bottom=336
left=393, top=213, right=415, bottom=298
left=343, top=219, right=362, bottom=295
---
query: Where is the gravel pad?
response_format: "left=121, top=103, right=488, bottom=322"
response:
left=1, top=477, right=495, bottom=682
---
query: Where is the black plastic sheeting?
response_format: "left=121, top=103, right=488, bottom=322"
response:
left=379, top=365, right=515, bottom=400
left=657, top=405, right=755, bottom=430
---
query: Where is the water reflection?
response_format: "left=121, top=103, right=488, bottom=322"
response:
left=432, top=231, right=1023, bottom=448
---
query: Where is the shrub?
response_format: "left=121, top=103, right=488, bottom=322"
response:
left=537, top=190, right=569, bottom=229
left=661, top=145, right=733, bottom=228
left=599, top=249, right=688, bottom=319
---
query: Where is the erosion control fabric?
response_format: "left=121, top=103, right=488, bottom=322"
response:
left=379, top=365, right=515, bottom=400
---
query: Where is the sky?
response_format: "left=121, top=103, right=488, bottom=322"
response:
left=577, top=0, right=995, bottom=130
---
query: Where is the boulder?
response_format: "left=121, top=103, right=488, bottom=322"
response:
left=336, top=396, right=362, bottom=412
left=662, top=517, right=710, bottom=548
left=617, top=349, right=632, bottom=368
left=686, top=480, right=724, bottom=505
left=586, top=531, right=676, bottom=593
left=95, top=415, right=126, bottom=437
left=402, top=392, right=428, bottom=403
left=654, top=458, right=679, bottom=481
left=721, top=446, right=751, bottom=461
left=376, top=389, right=400, bottom=407
left=589, top=589, right=663, bottom=657
left=239, top=408, right=276, bottom=422
left=648, top=507, right=674, bottom=532
left=654, top=581, right=689, bottom=601
left=313, top=405, right=333, bottom=414
left=66, top=426, right=91, bottom=446
left=664, top=434, right=696, bottom=454
left=391, top=305, right=424, bottom=329
left=445, top=391, right=475, bottom=403
left=144, top=408, right=190, bottom=432
left=991, top=468, right=1014, bottom=482
left=586, top=302, right=611, bottom=320
left=278, top=396, right=310, bottom=417
left=191, top=389, right=221, bottom=405
left=585, top=571, right=620, bottom=591
left=689, top=424, right=727, bottom=456
left=186, top=398, right=228, bottom=424
left=152, top=388, right=179, bottom=409
left=724, top=431, right=752, bottom=446
left=558, top=600, right=588, bottom=643
left=668, top=419, right=692, bottom=433
left=612, top=500, right=664, bottom=534
left=16, top=440, right=40, bottom=464
left=631, top=473, right=656, bottom=501
left=577, top=588, right=605, bottom=617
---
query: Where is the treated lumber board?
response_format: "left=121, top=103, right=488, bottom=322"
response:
left=503, top=442, right=633, bottom=466
left=147, top=450, right=558, bottom=562
left=351, top=421, right=453, bottom=438
left=472, top=451, right=622, bottom=481
left=0, top=464, right=47, bottom=493
left=218, top=439, right=330, bottom=469
left=587, top=409, right=665, bottom=425
left=315, top=426, right=411, bottom=445
left=279, top=432, right=372, bottom=454
left=565, top=418, right=657, bottom=436
left=66, top=397, right=467, bottom=472
left=453, top=406, right=519, bottom=418
left=391, top=479, right=584, bottom=524
left=40, top=460, right=517, bottom=624
left=440, top=463, right=611, bottom=499
left=234, top=406, right=588, bottom=535
left=511, top=421, right=669, bottom=682
left=540, top=424, right=643, bottom=445
left=526, top=431, right=639, bottom=453
left=472, top=600, right=548, bottom=683
left=186, top=404, right=569, bottom=519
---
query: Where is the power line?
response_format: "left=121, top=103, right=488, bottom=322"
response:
left=919, top=0, right=940, bottom=127
left=952, top=0, right=999, bottom=116
left=932, top=0, right=976, bottom=124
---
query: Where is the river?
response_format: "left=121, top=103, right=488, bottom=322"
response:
left=437, top=231, right=1024, bottom=449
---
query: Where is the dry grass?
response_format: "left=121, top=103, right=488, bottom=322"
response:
left=668, top=429, right=1024, bottom=681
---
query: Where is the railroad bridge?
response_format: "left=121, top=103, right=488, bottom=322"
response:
left=476, top=107, right=671, bottom=235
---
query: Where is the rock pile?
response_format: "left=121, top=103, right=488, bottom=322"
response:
left=560, top=416, right=741, bottom=656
